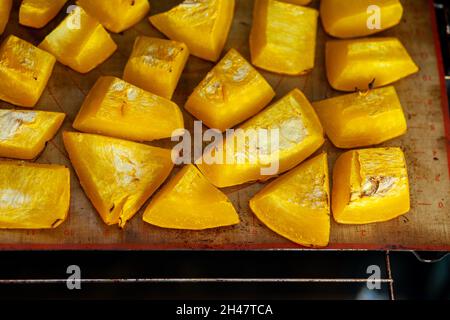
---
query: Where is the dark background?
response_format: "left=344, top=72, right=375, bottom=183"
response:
left=0, top=1, right=449, bottom=301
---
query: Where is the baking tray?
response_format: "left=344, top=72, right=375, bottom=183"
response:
left=0, top=0, right=449, bottom=251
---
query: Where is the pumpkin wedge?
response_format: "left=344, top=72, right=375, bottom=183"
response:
left=332, top=148, right=410, bottom=224
left=313, top=86, right=407, bottom=149
left=63, top=132, right=174, bottom=227
left=39, top=6, right=117, bottom=73
left=77, top=0, right=150, bottom=33
left=19, top=0, right=68, bottom=29
left=0, top=161, right=70, bottom=229
left=143, top=165, right=239, bottom=230
left=0, top=35, right=56, bottom=108
left=149, top=0, right=235, bottom=62
left=73, top=76, right=184, bottom=142
left=123, top=36, right=189, bottom=99
left=0, top=109, right=65, bottom=160
left=250, top=153, right=330, bottom=247
left=250, top=0, right=318, bottom=75
left=185, top=48, right=275, bottom=132
left=0, top=0, right=12, bottom=34
left=321, top=0, right=403, bottom=39
left=197, top=89, right=325, bottom=188
left=326, top=38, right=419, bottom=92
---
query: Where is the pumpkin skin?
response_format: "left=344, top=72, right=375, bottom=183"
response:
left=143, top=165, right=240, bottom=230
left=250, top=0, right=318, bottom=75
left=332, top=148, right=410, bottom=225
left=123, top=36, right=189, bottom=100
left=197, top=89, right=325, bottom=188
left=250, top=153, right=330, bottom=248
left=77, top=0, right=150, bottom=33
left=185, top=48, right=275, bottom=132
left=326, top=38, right=419, bottom=92
left=0, top=35, right=56, bottom=108
left=0, top=109, right=65, bottom=160
left=0, top=0, right=12, bottom=34
left=149, top=0, right=235, bottom=62
left=63, top=132, right=174, bottom=228
left=313, top=86, right=407, bottom=149
left=73, top=76, right=184, bottom=142
left=0, top=161, right=70, bottom=229
left=321, top=0, right=403, bottom=39
left=39, top=6, right=117, bottom=74
left=19, top=0, right=68, bottom=29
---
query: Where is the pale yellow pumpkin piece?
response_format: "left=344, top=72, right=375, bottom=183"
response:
left=250, top=0, right=318, bottom=75
left=143, top=165, right=240, bottom=230
left=63, top=132, right=174, bottom=227
left=39, top=7, right=117, bottom=73
left=332, top=148, right=410, bottom=224
left=250, top=153, right=330, bottom=247
left=123, top=36, right=189, bottom=99
left=19, top=0, right=68, bottom=29
left=0, top=109, right=65, bottom=160
left=73, top=76, right=184, bottom=142
left=185, top=48, right=275, bottom=131
left=150, top=0, right=235, bottom=62
left=0, top=161, right=70, bottom=229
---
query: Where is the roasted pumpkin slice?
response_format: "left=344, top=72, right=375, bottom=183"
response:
left=73, top=76, right=184, bottom=142
left=77, top=0, right=150, bottom=33
left=250, top=153, right=330, bottom=247
left=19, top=0, right=68, bottom=29
left=197, top=89, right=325, bottom=188
left=143, top=165, right=239, bottom=230
left=0, top=109, right=65, bottom=160
left=332, top=147, right=410, bottom=224
left=0, top=35, right=56, bottom=108
left=0, top=0, right=12, bottom=34
left=63, top=132, right=174, bottom=227
left=39, top=6, right=117, bottom=73
left=149, top=0, right=235, bottom=62
left=250, top=0, right=318, bottom=75
left=313, top=86, right=407, bottom=149
left=123, top=36, right=189, bottom=99
left=185, top=48, right=275, bottom=131
left=321, top=0, right=403, bottom=38
left=326, top=38, right=419, bottom=92
left=0, top=161, right=70, bottom=229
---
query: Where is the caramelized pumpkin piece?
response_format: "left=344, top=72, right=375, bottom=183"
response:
left=0, top=0, right=12, bottom=34
left=0, top=35, right=56, bottom=108
left=250, top=0, right=318, bottom=75
left=0, top=109, right=65, bottom=160
left=250, top=153, right=330, bottom=247
left=185, top=49, right=275, bottom=131
left=321, top=0, right=403, bottom=39
left=39, top=7, right=117, bottom=73
left=19, top=0, right=68, bottom=29
left=149, top=0, right=235, bottom=62
left=143, top=165, right=239, bottom=230
left=197, top=89, right=325, bottom=188
left=332, top=148, right=410, bottom=224
left=0, top=161, right=70, bottom=229
left=73, top=76, right=184, bottom=142
left=123, top=36, right=189, bottom=99
left=63, top=132, right=174, bottom=227
left=326, top=38, right=419, bottom=92
left=313, top=86, right=407, bottom=149
left=77, top=0, right=150, bottom=33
